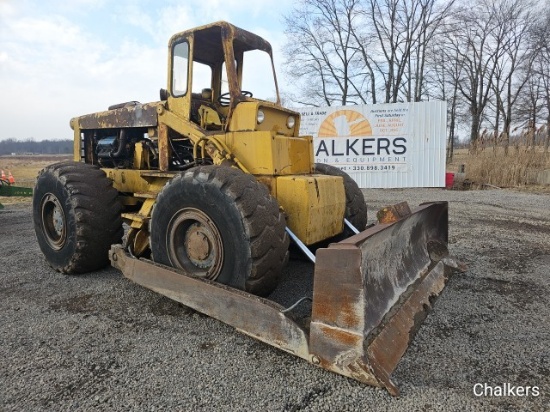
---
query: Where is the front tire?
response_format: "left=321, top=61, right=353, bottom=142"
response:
left=150, top=166, right=289, bottom=296
left=33, top=161, right=123, bottom=273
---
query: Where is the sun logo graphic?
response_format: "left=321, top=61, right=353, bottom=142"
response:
left=318, top=110, right=372, bottom=138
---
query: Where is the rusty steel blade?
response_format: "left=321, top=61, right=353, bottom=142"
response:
left=109, top=245, right=310, bottom=359
left=310, top=202, right=458, bottom=395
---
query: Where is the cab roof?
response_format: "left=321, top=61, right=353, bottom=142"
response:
left=169, top=21, right=273, bottom=65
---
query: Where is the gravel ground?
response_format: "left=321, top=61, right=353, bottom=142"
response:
left=0, top=188, right=549, bottom=411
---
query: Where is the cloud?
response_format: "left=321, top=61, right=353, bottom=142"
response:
left=0, top=0, right=296, bottom=140
left=0, top=3, right=164, bottom=139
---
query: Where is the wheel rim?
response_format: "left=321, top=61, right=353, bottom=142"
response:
left=167, top=208, right=224, bottom=280
left=40, top=193, right=67, bottom=250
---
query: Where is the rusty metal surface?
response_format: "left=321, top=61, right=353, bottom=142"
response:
left=309, top=244, right=383, bottom=388
left=170, top=21, right=272, bottom=57
left=361, top=202, right=448, bottom=336
left=77, top=102, right=159, bottom=130
left=376, top=201, right=412, bottom=224
left=310, top=202, right=456, bottom=395
left=108, top=201, right=458, bottom=396
left=109, top=245, right=310, bottom=358
left=366, top=261, right=449, bottom=396
left=157, top=123, right=170, bottom=172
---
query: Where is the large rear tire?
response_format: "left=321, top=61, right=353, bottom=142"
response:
left=33, top=161, right=123, bottom=273
left=150, top=165, right=289, bottom=296
left=314, top=163, right=368, bottom=231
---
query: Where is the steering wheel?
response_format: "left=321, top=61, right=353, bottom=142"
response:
left=217, top=91, right=253, bottom=106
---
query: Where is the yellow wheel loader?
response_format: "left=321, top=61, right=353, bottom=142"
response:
left=32, top=21, right=463, bottom=395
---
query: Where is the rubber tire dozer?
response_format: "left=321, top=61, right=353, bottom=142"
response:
left=109, top=201, right=464, bottom=396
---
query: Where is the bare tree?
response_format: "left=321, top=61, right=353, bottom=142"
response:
left=283, top=0, right=454, bottom=106
left=444, top=1, right=505, bottom=149
left=538, top=57, right=550, bottom=153
left=531, top=8, right=550, bottom=153
left=490, top=0, right=536, bottom=153
left=360, top=0, right=455, bottom=103
left=430, top=37, right=464, bottom=161
left=282, top=0, right=548, bottom=159
left=514, top=71, right=543, bottom=131
left=283, top=0, right=367, bottom=106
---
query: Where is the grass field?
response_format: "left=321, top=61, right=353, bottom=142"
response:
left=0, top=155, right=72, bottom=185
left=446, top=148, right=469, bottom=173
left=0, top=155, right=72, bottom=205
left=448, top=147, right=550, bottom=191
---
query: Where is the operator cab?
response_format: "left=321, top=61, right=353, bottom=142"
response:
left=164, top=21, right=280, bottom=130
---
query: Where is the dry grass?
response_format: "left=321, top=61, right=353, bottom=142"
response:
left=449, top=147, right=550, bottom=190
left=447, top=148, right=470, bottom=173
left=0, top=155, right=71, bottom=205
left=0, top=155, right=71, bottom=187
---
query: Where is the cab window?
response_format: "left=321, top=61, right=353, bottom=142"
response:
left=172, top=41, right=189, bottom=97
left=241, top=50, right=276, bottom=102
left=192, top=61, right=212, bottom=94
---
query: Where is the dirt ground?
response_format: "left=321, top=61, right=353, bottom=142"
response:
left=0, top=184, right=548, bottom=411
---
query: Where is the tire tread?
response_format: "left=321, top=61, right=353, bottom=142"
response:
left=33, top=161, right=123, bottom=274
left=151, top=165, right=288, bottom=296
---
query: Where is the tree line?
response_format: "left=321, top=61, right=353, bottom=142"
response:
left=0, top=138, right=73, bottom=155
left=282, top=0, right=550, bottom=157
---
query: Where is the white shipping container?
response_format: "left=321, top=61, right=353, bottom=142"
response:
left=296, top=101, right=447, bottom=188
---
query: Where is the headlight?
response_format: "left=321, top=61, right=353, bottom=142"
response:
left=287, top=116, right=295, bottom=129
left=257, top=110, right=265, bottom=124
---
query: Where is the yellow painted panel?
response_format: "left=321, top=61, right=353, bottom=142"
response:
left=72, top=127, right=81, bottom=162
left=102, top=169, right=171, bottom=194
left=276, top=175, right=345, bottom=245
left=223, top=132, right=274, bottom=174
left=228, top=102, right=258, bottom=131
left=273, top=134, right=314, bottom=175
left=228, top=101, right=301, bottom=137
left=223, top=132, right=313, bottom=175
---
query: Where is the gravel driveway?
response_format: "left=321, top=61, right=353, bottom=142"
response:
left=1, top=188, right=549, bottom=411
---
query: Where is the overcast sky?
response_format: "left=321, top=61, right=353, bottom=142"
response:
left=0, top=0, right=295, bottom=141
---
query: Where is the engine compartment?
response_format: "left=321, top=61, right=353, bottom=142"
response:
left=85, top=127, right=200, bottom=171
left=76, top=101, right=207, bottom=171
left=92, top=128, right=159, bottom=169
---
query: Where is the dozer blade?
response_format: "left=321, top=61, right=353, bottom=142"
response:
left=109, top=201, right=463, bottom=396
left=310, top=201, right=464, bottom=395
